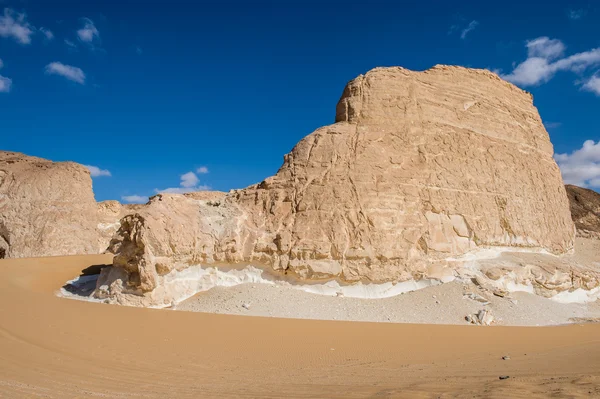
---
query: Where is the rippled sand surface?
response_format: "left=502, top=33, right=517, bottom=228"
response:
left=1, top=254, right=600, bottom=398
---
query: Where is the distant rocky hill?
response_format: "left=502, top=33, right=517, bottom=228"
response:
left=566, top=185, right=600, bottom=239
left=0, top=151, right=133, bottom=259
left=96, top=65, right=578, bottom=306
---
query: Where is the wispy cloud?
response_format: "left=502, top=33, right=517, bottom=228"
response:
left=0, top=74, right=11, bottom=93
left=45, top=62, right=86, bottom=84
left=582, top=75, right=600, bottom=96
left=196, top=166, right=209, bottom=174
left=135, top=46, right=142, bottom=55
left=568, top=9, right=585, bottom=20
left=39, top=27, right=53, bottom=40
left=155, top=171, right=210, bottom=194
left=501, top=37, right=600, bottom=86
left=460, top=20, right=479, bottom=39
left=84, top=165, right=111, bottom=177
left=555, top=140, right=600, bottom=188
left=0, top=8, right=34, bottom=44
left=121, top=195, right=148, bottom=204
left=77, top=17, right=99, bottom=43
left=526, top=37, right=565, bottom=59
left=0, top=55, right=9, bottom=92
left=544, top=121, right=562, bottom=129
left=64, top=39, right=76, bottom=48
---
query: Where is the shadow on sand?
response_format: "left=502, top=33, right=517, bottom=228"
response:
left=61, top=264, right=110, bottom=297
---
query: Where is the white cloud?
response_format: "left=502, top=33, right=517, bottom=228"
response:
left=196, top=166, right=209, bottom=174
left=569, top=9, right=585, bottom=20
left=460, top=20, right=479, bottom=39
left=64, top=39, right=76, bottom=48
left=555, top=140, right=600, bottom=188
left=121, top=195, right=148, bottom=204
left=502, top=57, right=554, bottom=85
left=501, top=37, right=600, bottom=86
left=0, top=74, right=11, bottom=93
left=0, top=8, right=34, bottom=44
left=77, top=18, right=99, bottom=43
left=553, top=48, right=600, bottom=73
left=84, top=165, right=111, bottom=177
left=583, top=75, right=600, bottom=95
left=40, top=27, right=53, bottom=40
left=526, top=37, right=565, bottom=59
left=45, top=62, right=86, bottom=84
left=180, top=171, right=199, bottom=188
left=155, top=171, right=211, bottom=194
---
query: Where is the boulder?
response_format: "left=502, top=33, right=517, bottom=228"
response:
left=98, top=66, right=576, bottom=306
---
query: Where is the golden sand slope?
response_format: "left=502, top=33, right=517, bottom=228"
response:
left=1, top=255, right=600, bottom=398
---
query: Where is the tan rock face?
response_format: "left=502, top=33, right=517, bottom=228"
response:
left=98, top=66, right=575, bottom=305
left=0, top=151, right=131, bottom=258
left=566, top=185, right=600, bottom=239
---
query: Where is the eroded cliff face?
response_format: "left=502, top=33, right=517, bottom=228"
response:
left=567, top=185, right=600, bottom=239
left=0, top=151, right=132, bottom=258
left=96, top=66, right=577, bottom=306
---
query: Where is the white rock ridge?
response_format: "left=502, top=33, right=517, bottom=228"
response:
left=98, top=65, right=578, bottom=306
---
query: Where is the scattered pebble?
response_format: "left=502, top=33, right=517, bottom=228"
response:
left=466, top=309, right=494, bottom=326
left=463, top=292, right=489, bottom=305
left=499, top=375, right=510, bottom=380
left=502, top=356, right=510, bottom=360
left=176, top=278, right=600, bottom=326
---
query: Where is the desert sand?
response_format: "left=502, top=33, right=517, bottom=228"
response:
left=2, top=254, right=600, bottom=398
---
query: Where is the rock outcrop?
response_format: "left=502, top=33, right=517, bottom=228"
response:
left=0, top=151, right=132, bottom=258
left=566, top=185, right=600, bottom=239
left=97, top=66, right=576, bottom=306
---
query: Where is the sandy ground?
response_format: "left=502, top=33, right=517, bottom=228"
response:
left=176, top=280, right=600, bottom=326
left=1, top=255, right=600, bottom=398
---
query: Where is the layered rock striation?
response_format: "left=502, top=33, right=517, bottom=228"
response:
left=566, top=185, right=600, bottom=239
left=98, top=66, right=577, bottom=306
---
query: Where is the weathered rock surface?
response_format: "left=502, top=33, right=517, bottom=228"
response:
left=566, top=185, right=600, bottom=240
left=97, top=66, right=578, bottom=306
left=0, top=151, right=132, bottom=258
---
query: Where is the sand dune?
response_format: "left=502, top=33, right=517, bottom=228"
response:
left=2, top=255, right=600, bottom=398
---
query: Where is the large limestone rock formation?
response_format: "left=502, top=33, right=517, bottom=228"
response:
left=566, top=185, right=600, bottom=239
left=0, top=151, right=132, bottom=258
left=98, top=66, right=576, bottom=306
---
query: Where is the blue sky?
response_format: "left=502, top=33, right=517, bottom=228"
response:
left=0, top=0, right=599, bottom=203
